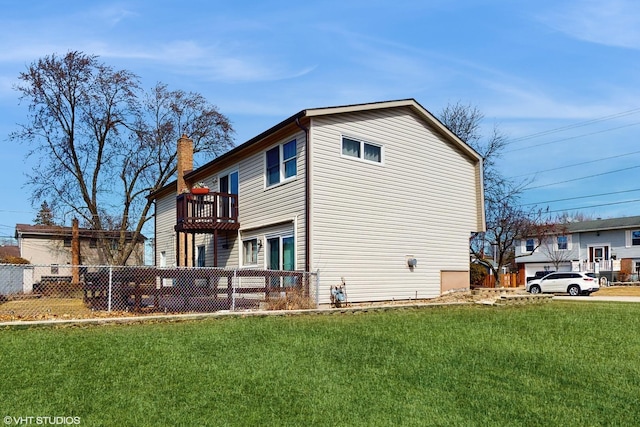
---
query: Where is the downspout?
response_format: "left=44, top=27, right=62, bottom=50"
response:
left=295, top=117, right=310, bottom=272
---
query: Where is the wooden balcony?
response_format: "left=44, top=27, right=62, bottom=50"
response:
left=175, top=192, right=240, bottom=233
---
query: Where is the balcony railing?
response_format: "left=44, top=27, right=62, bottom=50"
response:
left=175, top=192, right=239, bottom=232
left=579, top=260, right=621, bottom=272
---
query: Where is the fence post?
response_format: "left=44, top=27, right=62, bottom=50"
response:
left=107, top=266, right=113, bottom=312
left=315, top=270, right=320, bottom=309
left=231, top=269, right=237, bottom=312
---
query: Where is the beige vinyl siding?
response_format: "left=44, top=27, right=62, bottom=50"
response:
left=310, top=107, right=479, bottom=303
left=155, top=193, right=177, bottom=266
left=20, top=236, right=144, bottom=268
left=157, top=129, right=307, bottom=269
left=240, top=222, right=295, bottom=269
left=20, top=238, right=72, bottom=266
left=237, top=130, right=307, bottom=271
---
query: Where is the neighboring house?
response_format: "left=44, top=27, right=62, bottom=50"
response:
left=15, top=223, right=146, bottom=280
left=515, top=216, right=640, bottom=282
left=150, top=99, right=485, bottom=304
left=0, top=245, right=20, bottom=261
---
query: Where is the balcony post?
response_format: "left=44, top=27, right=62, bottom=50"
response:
left=214, top=229, right=218, bottom=268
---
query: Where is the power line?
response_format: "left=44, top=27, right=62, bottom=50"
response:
left=543, top=198, right=640, bottom=214
left=504, top=121, right=640, bottom=153
left=509, top=150, right=640, bottom=179
left=506, top=107, right=640, bottom=145
left=523, top=165, right=640, bottom=191
left=521, top=188, right=640, bottom=206
left=0, top=209, right=35, bottom=214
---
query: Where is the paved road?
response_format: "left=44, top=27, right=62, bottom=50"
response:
left=553, top=295, right=640, bottom=302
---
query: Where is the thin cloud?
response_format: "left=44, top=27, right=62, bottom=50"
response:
left=92, top=5, right=138, bottom=27
left=539, top=0, right=640, bottom=49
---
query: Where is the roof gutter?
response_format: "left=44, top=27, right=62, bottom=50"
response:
left=295, top=116, right=311, bottom=272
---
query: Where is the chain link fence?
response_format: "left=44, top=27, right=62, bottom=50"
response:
left=0, top=264, right=319, bottom=321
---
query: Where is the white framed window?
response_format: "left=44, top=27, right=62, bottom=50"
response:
left=633, top=231, right=640, bottom=246
left=525, top=239, right=535, bottom=252
left=341, top=136, right=382, bottom=164
left=557, top=236, right=568, bottom=250
left=243, top=239, right=259, bottom=266
left=266, top=140, right=297, bottom=187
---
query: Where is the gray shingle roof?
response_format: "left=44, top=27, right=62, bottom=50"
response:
left=564, top=216, right=640, bottom=233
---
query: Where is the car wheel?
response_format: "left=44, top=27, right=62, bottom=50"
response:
left=568, top=285, right=580, bottom=296
left=529, top=285, right=541, bottom=295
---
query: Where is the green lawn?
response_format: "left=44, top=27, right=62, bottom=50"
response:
left=1, top=302, right=639, bottom=426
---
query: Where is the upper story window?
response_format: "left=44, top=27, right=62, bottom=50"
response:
left=342, top=136, right=382, bottom=163
left=633, top=231, right=640, bottom=246
left=525, top=239, right=535, bottom=252
left=557, top=236, right=568, bottom=250
left=266, top=140, right=297, bottom=187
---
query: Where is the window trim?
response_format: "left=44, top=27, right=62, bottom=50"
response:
left=265, top=234, right=295, bottom=271
left=341, top=135, right=384, bottom=165
left=196, top=245, right=206, bottom=267
left=242, top=239, right=259, bottom=266
left=525, top=238, right=535, bottom=252
left=556, top=235, right=568, bottom=251
left=265, top=139, right=297, bottom=188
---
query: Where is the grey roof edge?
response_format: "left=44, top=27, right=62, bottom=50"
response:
left=563, top=215, right=640, bottom=233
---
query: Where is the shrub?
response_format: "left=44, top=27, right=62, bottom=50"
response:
left=618, top=259, right=634, bottom=282
left=0, top=256, right=30, bottom=264
left=265, top=289, right=315, bottom=310
left=470, top=263, right=488, bottom=288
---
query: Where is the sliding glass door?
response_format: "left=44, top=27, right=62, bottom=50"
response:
left=267, top=235, right=295, bottom=289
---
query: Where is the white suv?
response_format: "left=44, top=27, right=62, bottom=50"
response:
left=526, top=272, right=600, bottom=296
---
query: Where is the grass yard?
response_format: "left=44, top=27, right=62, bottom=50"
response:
left=1, top=302, right=640, bottom=426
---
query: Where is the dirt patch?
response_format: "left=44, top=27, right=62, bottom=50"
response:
left=337, top=290, right=477, bottom=309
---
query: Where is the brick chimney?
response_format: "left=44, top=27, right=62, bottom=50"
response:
left=177, top=134, right=194, bottom=194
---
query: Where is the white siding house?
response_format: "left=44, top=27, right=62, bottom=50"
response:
left=515, top=216, right=640, bottom=282
left=150, top=99, right=485, bottom=304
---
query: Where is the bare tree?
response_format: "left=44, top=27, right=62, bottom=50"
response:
left=439, top=102, right=547, bottom=285
left=540, top=245, right=573, bottom=271
left=536, top=218, right=576, bottom=271
left=10, top=51, right=234, bottom=265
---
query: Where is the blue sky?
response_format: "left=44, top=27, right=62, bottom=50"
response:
left=1, top=0, right=640, bottom=241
